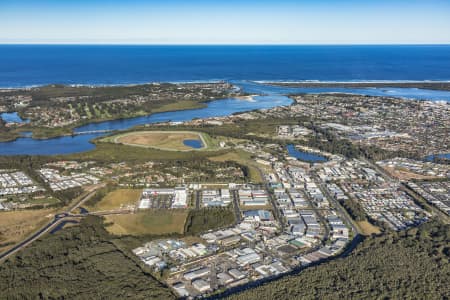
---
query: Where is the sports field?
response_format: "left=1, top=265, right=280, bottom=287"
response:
left=113, top=131, right=207, bottom=151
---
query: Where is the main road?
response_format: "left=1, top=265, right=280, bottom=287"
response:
left=0, top=184, right=116, bottom=262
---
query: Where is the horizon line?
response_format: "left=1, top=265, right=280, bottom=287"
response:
left=1, top=43, right=450, bottom=46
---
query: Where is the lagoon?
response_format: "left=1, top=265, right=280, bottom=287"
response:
left=0, top=112, right=29, bottom=124
left=286, top=144, right=328, bottom=163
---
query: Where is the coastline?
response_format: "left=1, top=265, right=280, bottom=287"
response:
left=263, top=81, right=450, bottom=91
left=1, top=80, right=450, bottom=91
left=0, top=79, right=228, bottom=91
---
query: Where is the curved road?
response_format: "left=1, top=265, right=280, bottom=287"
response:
left=0, top=185, right=112, bottom=262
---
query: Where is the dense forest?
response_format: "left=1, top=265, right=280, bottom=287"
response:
left=226, top=220, right=450, bottom=300
left=0, top=216, right=176, bottom=300
left=0, top=209, right=237, bottom=299
left=185, top=207, right=236, bottom=235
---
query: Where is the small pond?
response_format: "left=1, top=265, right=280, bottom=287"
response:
left=287, top=144, right=328, bottom=163
left=183, top=139, right=203, bottom=149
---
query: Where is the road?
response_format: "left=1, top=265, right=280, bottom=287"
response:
left=0, top=185, right=113, bottom=262
left=71, top=208, right=135, bottom=217
left=68, top=183, right=106, bottom=212
left=315, top=177, right=361, bottom=236
left=0, top=212, right=71, bottom=262
left=400, top=183, right=450, bottom=223
left=301, top=183, right=331, bottom=243
left=362, top=157, right=449, bottom=223
left=254, top=164, right=286, bottom=230
left=360, top=157, right=397, bottom=183
left=266, top=185, right=286, bottom=230
left=195, top=190, right=201, bottom=209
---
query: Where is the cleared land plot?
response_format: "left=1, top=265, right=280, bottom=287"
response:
left=383, top=167, right=438, bottom=181
left=113, top=131, right=207, bottom=151
left=357, top=221, right=382, bottom=235
left=0, top=209, right=56, bottom=252
left=87, top=189, right=142, bottom=211
left=104, top=210, right=188, bottom=236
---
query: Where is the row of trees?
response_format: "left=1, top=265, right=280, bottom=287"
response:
left=339, top=197, right=367, bottom=221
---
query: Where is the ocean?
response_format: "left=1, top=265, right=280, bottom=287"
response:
left=1, top=45, right=450, bottom=87
left=1, top=45, right=450, bottom=155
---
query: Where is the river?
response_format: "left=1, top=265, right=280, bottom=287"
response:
left=1, top=81, right=450, bottom=156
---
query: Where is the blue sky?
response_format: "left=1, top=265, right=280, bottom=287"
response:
left=1, top=0, right=449, bottom=44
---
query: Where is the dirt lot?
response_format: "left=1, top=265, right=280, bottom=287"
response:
left=115, top=131, right=205, bottom=151
left=357, top=220, right=382, bottom=235
left=104, top=209, right=189, bottom=236
left=383, top=167, right=438, bottom=181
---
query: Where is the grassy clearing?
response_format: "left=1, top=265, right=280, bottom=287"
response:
left=64, top=142, right=226, bottom=162
left=114, top=131, right=207, bottom=151
left=104, top=210, right=188, bottom=236
left=0, top=209, right=56, bottom=252
left=25, top=197, right=60, bottom=207
left=87, top=189, right=142, bottom=211
left=357, top=220, right=382, bottom=235
left=209, top=150, right=263, bottom=183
